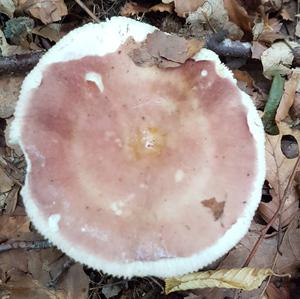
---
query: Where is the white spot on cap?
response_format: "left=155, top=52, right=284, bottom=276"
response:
left=200, top=70, right=208, bottom=77
left=139, top=183, right=148, bottom=189
left=48, top=214, right=61, bottom=232
left=175, top=169, right=185, bottom=183
left=85, top=72, right=104, bottom=92
left=111, top=201, right=125, bottom=216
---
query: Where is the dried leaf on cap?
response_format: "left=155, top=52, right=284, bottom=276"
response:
left=259, top=122, right=300, bottom=229
left=165, top=267, right=290, bottom=294
left=129, top=31, right=204, bottom=68
left=16, top=0, right=68, bottom=24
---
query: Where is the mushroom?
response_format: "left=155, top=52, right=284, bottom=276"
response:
left=10, top=17, right=265, bottom=278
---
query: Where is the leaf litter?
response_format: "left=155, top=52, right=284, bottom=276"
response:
left=0, top=0, right=300, bottom=298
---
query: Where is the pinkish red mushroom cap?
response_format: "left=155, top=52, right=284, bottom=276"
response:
left=10, top=17, right=265, bottom=278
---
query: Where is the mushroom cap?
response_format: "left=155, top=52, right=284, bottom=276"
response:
left=10, top=17, right=265, bottom=278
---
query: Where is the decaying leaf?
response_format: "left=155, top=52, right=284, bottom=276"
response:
left=0, top=0, right=15, bottom=18
left=261, top=42, right=295, bottom=79
left=252, top=18, right=285, bottom=44
left=121, top=2, right=174, bottom=16
left=262, top=72, right=285, bottom=135
left=187, top=0, right=244, bottom=40
left=0, top=75, right=24, bottom=119
left=259, top=122, right=300, bottom=229
left=276, top=69, right=300, bottom=122
left=0, top=29, right=29, bottom=56
left=251, top=41, right=268, bottom=60
left=224, top=0, right=252, bottom=33
left=16, top=0, right=68, bottom=24
left=165, top=267, right=289, bottom=294
left=201, top=197, right=225, bottom=220
left=167, top=0, right=205, bottom=17
left=129, top=31, right=204, bottom=68
left=32, top=24, right=62, bottom=42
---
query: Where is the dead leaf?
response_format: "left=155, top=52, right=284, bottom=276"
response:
left=253, top=18, right=285, bottom=44
left=0, top=75, right=24, bottom=118
left=120, top=2, right=147, bottom=16
left=170, top=0, right=205, bottom=17
left=149, top=3, right=174, bottom=14
left=290, top=92, right=300, bottom=120
left=266, top=282, right=290, bottom=299
left=224, top=0, right=252, bottom=33
left=187, top=0, right=244, bottom=40
left=165, top=268, right=289, bottom=294
left=296, top=22, right=300, bottom=38
left=261, top=41, right=295, bottom=79
left=0, top=215, right=30, bottom=239
left=32, top=24, right=62, bottom=42
left=0, top=0, right=15, bottom=18
left=251, top=41, right=268, bottom=60
left=129, top=31, right=204, bottom=68
left=280, top=8, right=293, bottom=21
left=0, top=30, right=28, bottom=56
left=276, top=69, right=300, bottom=122
left=233, top=70, right=254, bottom=89
left=16, top=0, right=68, bottom=24
left=121, top=2, right=173, bottom=16
left=201, top=197, right=225, bottom=220
left=259, top=122, right=300, bottom=229
left=275, top=213, right=300, bottom=274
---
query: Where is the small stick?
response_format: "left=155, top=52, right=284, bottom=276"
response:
left=0, top=51, right=45, bottom=76
left=74, top=0, right=100, bottom=23
left=0, top=239, right=52, bottom=253
left=47, top=259, right=75, bottom=288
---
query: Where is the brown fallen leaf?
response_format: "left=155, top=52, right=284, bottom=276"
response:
left=187, top=0, right=244, bottom=40
left=166, top=0, right=205, bottom=17
left=253, top=18, right=285, bottom=44
left=224, top=0, right=252, bottom=33
left=120, top=2, right=174, bottom=16
left=120, top=2, right=147, bottom=16
left=165, top=267, right=290, bottom=294
left=232, top=70, right=254, bottom=89
left=251, top=41, right=268, bottom=60
left=32, top=24, right=62, bottom=43
left=259, top=122, right=300, bottom=229
left=276, top=69, right=300, bottom=122
left=290, top=92, right=300, bottom=120
left=16, top=0, right=68, bottom=24
left=0, top=75, right=24, bottom=118
left=0, top=215, right=30, bottom=240
left=129, top=31, right=204, bottom=68
left=201, top=197, right=225, bottom=221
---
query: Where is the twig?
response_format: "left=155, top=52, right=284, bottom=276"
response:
left=0, top=240, right=52, bottom=253
left=47, top=258, right=75, bottom=288
left=0, top=51, right=45, bottom=76
left=206, top=38, right=251, bottom=58
left=74, top=0, right=100, bottom=23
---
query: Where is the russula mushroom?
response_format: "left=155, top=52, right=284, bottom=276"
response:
left=10, top=17, right=265, bottom=278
